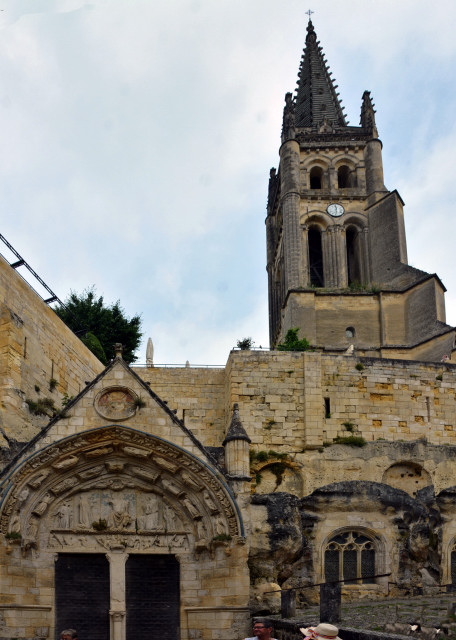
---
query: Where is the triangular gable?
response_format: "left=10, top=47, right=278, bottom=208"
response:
left=1, top=356, right=218, bottom=480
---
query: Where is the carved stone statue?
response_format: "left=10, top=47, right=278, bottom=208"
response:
left=163, top=504, right=181, bottom=531
left=33, top=492, right=54, bottom=516
left=202, top=490, right=219, bottom=514
left=55, top=502, right=73, bottom=529
left=196, top=519, right=208, bottom=542
left=181, top=495, right=201, bottom=520
left=161, top=477, right=183, bottom=496
left=282, top=92, right=296, bottom=142
left=107, top=493, right=132, bottom=529
left=25, top=517, right=40, bottom=546
left=138, top=495, right=160, bottom=531
left=77, top=494, right=93, bottom=528
left=214, top=514, right=228, bottom=536
left=8, top=511, right=21, bottom=535
left=52, top=455, right=79, bottom=471
left=16, top=487, right=30, bottom=508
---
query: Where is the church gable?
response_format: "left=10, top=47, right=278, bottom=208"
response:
left=3, top=354, right=215, bottom=472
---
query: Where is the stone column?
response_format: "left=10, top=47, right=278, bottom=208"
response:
left=321, top=229, right=332, bottom=287
left=329, top=166, right=337, bottom=191
left=356, top=163, right=366, bottom=191
left=334, top=225, right=348, bottom=288
left=361, top=227, right=371, bottom=283
left=364, top=138, right=387, bottom=204
left=301, top=225, right=309, bottom=286
left=106, top=550, right=128, bottom=640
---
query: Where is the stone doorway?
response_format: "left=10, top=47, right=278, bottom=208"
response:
left=125, top=554, right=180, bottom=640
left=55, top=553, right=110, bottom=640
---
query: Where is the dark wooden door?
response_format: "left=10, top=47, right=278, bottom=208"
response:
left=126, top=554, right=180, bottom=640
left=55, top=553, right=110, bottom=640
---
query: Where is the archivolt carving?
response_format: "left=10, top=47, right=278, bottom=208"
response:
left=0, top=426, right=241, bottom=552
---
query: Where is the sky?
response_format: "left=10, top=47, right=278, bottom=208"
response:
left=0, top=0, right=455, bottom=365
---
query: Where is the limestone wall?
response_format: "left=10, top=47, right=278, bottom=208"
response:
left=0, top=255, right=103, bottom=450
left=132, top=366, right=226, bottom=446
left=223, top=351, right=456, bottom=450
left=133, top=351, right=456, bottom=461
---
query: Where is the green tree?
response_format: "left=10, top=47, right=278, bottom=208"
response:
left=55, top=287, right=142, bottom=364
left=277, top=328, right=312, bottom=352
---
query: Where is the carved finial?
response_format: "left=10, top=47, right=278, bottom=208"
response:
left=306, top=14, right=317, bottom=43
left=114, top=343, right=123, bottom=358
left=360, top=90, right=378, bottom=137
left=282, top=92, right=296, bottom=143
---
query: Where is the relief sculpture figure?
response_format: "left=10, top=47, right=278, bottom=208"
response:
left=181, top=495, right=201, bottom=520
left=214, top=514, right=228, bottom=536
left=77, top=494, right=93, bottom=528
left=138, top=494, right=160, bottom=531
left=16, top=487, right=30, bottom=507
left=196, top=519, right=208, bottom=542
left=8, top=511, right=21, bottom=535
left=161, top=477, right=182, bottom=496
left=163, top=503, right=181, bottom=531
left=33, top=492, right=54, bottom=516
left=55, top=502, right=73, bottom=529
left=107, top=493, right=132, bottom=529
left=202, top=490, right=219, bottom=514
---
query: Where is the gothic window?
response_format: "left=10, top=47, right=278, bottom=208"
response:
left=346, top=226, right=362, bottom=286
left=324, top=530, right=376, bottom=585
left=308, top=227, right=324, bottom=287
left=310, top=166, right=323, bottom=189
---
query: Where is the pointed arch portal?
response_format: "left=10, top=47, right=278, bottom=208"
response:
left=0, top=426, right=246, bottom=640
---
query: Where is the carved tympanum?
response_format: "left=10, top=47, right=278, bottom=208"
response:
left=0, top=426, right=240, bottom=551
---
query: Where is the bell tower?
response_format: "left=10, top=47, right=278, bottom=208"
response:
left=266, top=19, right=455, bottom=362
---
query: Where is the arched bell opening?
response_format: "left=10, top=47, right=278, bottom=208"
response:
left=308, top=226, right=324, bottom=287
left=346, top=225, right=363, bottom=286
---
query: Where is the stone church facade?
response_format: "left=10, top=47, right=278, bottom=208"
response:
left=1, top=18, right=456, bottom=640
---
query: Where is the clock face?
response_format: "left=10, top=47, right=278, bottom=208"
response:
left=327, top=203, right=345, bottom=217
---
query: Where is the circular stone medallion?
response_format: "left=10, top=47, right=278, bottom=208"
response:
left=95, top=387, right=137, bottom=421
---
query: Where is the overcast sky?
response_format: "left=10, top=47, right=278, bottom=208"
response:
left=0, top=0, right=455, bottom=365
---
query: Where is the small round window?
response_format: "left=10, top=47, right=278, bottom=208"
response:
left=346, top=327, right=355, bottom=339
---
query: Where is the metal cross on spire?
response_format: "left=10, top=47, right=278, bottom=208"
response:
left=306, top=9, right=314, bottom=20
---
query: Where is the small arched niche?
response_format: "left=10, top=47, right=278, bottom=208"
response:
left=382, top=461, right=432, bottom=497
left=253, top=462, right=303, bottom=495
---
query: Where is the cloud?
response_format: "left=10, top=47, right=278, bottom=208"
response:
left=0, top=0, right=454, bottom=364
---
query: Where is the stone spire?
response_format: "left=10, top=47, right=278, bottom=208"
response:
left=222, top=404, right=251, bottom=446
left=222, top=404, right=251, bottom=480
left=295, top=19, right=347, bottom=129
